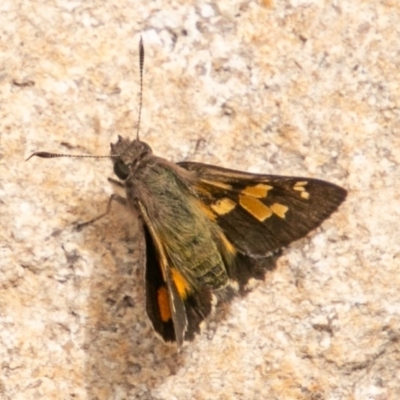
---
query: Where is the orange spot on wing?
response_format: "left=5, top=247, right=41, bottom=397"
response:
left=157, top=286, right=171, bottom=322
left=171, top=268, right=190, bottom=299
left=241, top=183, right=273, bottom=198
left=211, top=198, right=236, bottom=215
left=270, top=203, right=289, bottom=219
left=239, top=195, right=272, bottom=221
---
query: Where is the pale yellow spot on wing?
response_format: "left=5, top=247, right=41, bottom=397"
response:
left=201, top=179, right=232, bottom=190
left=293, top=181, right=308, bottom=188
left=157, top=286, right=171, bottom=322
left=270, top=203, right=289, bottom=219
left=239, top=195, right=272, bottom=221
left=293, top=181, right=310, bottom=199
left=211, top=198, right=236, bottom=215
left=171, top=268, right=190, bottom=299
left=241, top=183, right=273, bottom=198
left=301, top=191, right=310, bottom=199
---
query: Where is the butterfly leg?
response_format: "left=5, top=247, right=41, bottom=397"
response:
left=107, top=177, right=124, bottom=188
left=75, top=193, right=127, bottom=231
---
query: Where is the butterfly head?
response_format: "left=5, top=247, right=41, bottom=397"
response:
left=110, top=135, right=152, bottom=181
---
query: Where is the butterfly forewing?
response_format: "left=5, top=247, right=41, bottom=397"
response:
left=178, top=161, right=347, bottom=256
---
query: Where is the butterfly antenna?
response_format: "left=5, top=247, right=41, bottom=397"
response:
left=136, top=36, right=145, bottom=141
left=27, top=38, right=146, bottom=162
left=26, top=152, right=113, bottom=161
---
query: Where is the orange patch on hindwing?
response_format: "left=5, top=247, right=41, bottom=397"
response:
left=157, top=286, right=171, bottom=322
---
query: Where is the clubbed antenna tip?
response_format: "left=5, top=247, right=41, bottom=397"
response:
left=136, top=36, right=145, bottom=140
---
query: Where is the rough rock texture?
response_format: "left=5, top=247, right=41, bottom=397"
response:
left=1, top=1, right=399, bottom=399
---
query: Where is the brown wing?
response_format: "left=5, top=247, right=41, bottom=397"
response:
left=178, top=161, right=347, bottom=257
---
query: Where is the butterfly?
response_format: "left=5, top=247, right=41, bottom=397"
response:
left=28, top=38, right=347, bottom=346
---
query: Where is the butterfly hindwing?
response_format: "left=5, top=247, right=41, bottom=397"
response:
left=142, top=223, right=187, bottom=345
left=142, top=214, right=214, bottom=344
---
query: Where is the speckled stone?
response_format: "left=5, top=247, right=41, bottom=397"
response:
left=1, top=1, right=399, bottom=399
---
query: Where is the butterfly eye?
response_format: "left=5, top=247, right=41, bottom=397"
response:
left=114, top=159, right=130, bottom=180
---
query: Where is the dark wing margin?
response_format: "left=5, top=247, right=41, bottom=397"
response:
left=178, top=161, right=347, bottom=257
left=227, top=251, right=281, bottom=293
